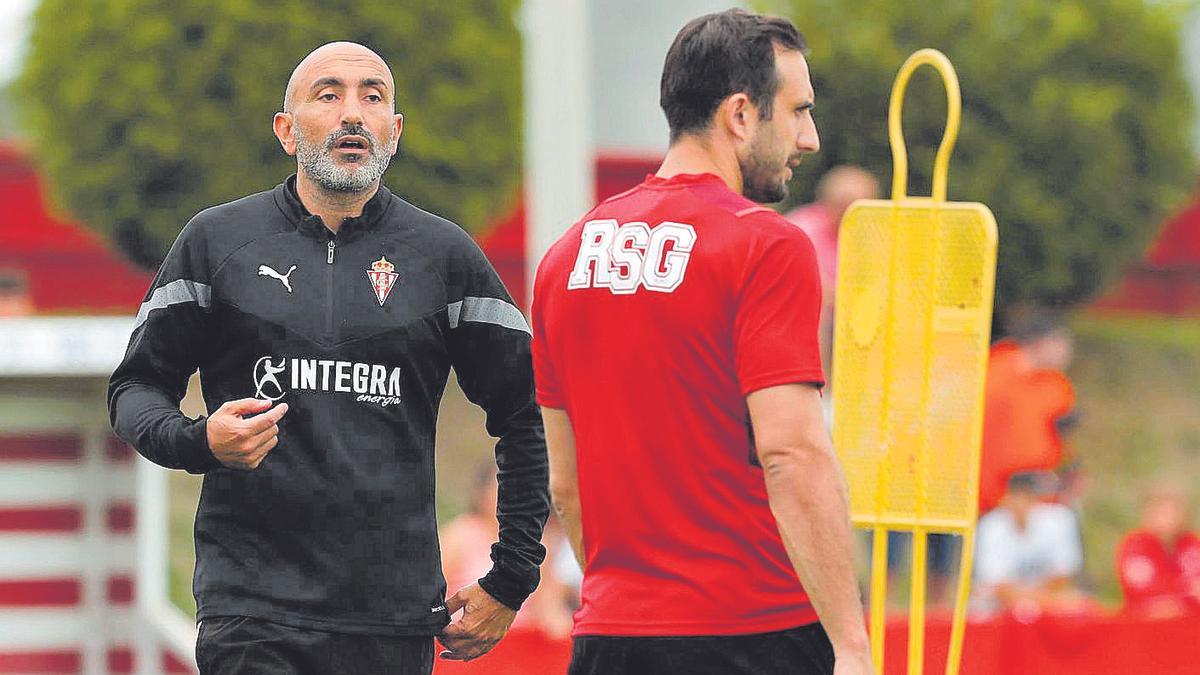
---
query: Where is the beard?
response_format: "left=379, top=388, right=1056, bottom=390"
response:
left=295, top=124, right=394, bottom=194
left=739, top=128, right=793, bottom=204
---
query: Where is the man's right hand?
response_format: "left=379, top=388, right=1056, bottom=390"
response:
left=206, top=398, right=288, bottom=470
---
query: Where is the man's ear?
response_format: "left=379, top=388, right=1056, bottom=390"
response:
left=718, top=92, right=756, bottom=143
left=390, top=113, right=404, bottom=156
left=273, top=112, right=297, bottom=156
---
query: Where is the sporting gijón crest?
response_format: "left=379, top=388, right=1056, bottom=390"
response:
left=367, top=256, right=399, bottom=306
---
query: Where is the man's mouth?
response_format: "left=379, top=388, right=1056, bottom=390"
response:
left=334, top=136, right=369, bottom=151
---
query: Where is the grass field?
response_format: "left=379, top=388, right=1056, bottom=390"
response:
left=167, top=314, right=1200, bottom=614
left=1069, top=314, right=1200, bottom=603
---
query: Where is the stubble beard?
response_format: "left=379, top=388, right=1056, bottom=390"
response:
left=295, top=125, right=394, bottom=194
left=740, top=129, right=791, bottom=204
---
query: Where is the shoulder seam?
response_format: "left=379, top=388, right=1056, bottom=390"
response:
left=597, top=184, right=642, bottom=206
left=177, top=193, right=286, bottom=282
left=735, top=205, right=774, bottom=218
left=210, top=229, right=294, bottom=280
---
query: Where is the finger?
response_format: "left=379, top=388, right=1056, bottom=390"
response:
left=436, top=629, right=481, bottom=655
left=243, top=423, right=279, bottom=451
left=460, top=640, right=499, bottom=661
left=438, top=642, right=485, bottom=662
left=437, top=640, right=470, bottom=660
left=438, top=628, right=499, bottom=659
left=444, top=589, right=468, bottom=615
left=438, top=621, right=468, bottom=640
left=220, top=398, right=272, bottom=416
left=244, top=403, right=289, bottom=433
left=248, top=436, right=279, bottom=468
left=437, top=638, right=469, bottom=655
left=260, top=434, right=280, bottom=453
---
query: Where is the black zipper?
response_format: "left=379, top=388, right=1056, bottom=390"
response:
left=326, top=238, right=336, bottom=340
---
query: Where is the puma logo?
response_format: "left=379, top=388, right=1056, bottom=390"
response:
left=258, top=264, right=297, bottom=293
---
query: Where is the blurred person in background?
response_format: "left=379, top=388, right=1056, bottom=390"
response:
left=784, top=165, right=878, bottom=381
left=885, top=306, right=1071, bottom=609
left=534, top=9, right=872, bottom=675
left=107, top=42, right=548, bottom=674
left=0, top=271, right=32, bottom=316
left=978, top=309, right=1078, bottom=515
left=972, top=472, right=1088, bottom=617
left=440, top=462, right=575, bottom=641
left=1117, top=479, right=1200, bottom=618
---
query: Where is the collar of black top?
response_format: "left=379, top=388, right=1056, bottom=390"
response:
left=273, top=174, right=393, bottom=241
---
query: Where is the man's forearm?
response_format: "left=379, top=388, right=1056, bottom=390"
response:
left=108, top=379, right=216, bottom=473
left=762, top=444, right=868, bottom=653
left=554, top=493, right=585, bottom=569
left=542, top=407, right=585, bottom=570
left=481, top=408, right=550, bottom=610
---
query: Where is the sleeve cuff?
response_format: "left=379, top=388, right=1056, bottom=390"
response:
left=177, top=416, right=221, bottom=474
left=478, top=565, right=539, bottom=611
left=740, top=368, right=826, bottom=396
left=535, top=393, right=565, bottom=409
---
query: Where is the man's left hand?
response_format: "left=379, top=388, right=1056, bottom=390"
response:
left=436, top=583, right=517, bottom=661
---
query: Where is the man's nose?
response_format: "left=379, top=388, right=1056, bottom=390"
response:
left=340, top=96, right=364, bottom=127
left=798, top=118, right=820, bottom=154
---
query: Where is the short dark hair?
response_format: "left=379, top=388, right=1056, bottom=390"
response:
left=1007, top=471, right=1058, bottom=496
left=660, top=9, right=807, bottom=143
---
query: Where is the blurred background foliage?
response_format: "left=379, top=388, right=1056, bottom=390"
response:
left=767, top=0, right=1198, bottom=319
left=17, top=0, right=523, bottom=269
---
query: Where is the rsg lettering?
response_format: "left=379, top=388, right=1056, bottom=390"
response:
left=568, top=219, right=697, bottom=294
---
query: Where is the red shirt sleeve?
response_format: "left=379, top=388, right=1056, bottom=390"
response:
left=1180, top=533, right=1200, bottom=583
left=1117, top=532, right=1170, bottom=608
left=531, top=259, right=565, bottom=409
left=734, top=218, right=825, bottom=395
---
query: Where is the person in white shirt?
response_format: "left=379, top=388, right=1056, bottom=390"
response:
left=973, top=472, right=1085, bottom=616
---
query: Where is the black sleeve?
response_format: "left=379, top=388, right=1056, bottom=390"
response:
left=445, top=235, right=550, bottom=611
left=107, top=221, right=221, bottom=474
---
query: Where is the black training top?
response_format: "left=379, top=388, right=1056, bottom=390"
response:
left=108, top=176, right=549, bottom=635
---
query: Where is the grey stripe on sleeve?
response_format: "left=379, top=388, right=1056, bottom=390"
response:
left=447, top=296, right=531, bottom=334
left=133, top=279, right=212, bottom=331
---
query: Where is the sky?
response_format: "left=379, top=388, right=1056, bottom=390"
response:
left=0, top=0, right=37, bottom=85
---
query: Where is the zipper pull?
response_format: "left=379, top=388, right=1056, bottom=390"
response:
left=327, top=240, right=336, bottom=264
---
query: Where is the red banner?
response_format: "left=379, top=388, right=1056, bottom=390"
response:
left=433, top=612, right=1200, bottom=675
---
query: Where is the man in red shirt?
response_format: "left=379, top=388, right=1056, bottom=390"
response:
left=977, top=312, right=1077, bottom=514
left=1117, top=480, right=1200, bottom=618
left=531, top=9, right=871, bottom=675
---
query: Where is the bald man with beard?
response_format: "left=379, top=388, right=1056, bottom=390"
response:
left=108, top=42, right=550, bottom=674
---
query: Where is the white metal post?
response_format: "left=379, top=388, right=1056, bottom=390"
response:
left=135, top=454, right=197, bottom=673
left=80, top=409, right=107, bottom=675
left=134, top=456, right=166, bottom=675
left=520, top=0, right=595, bottom=308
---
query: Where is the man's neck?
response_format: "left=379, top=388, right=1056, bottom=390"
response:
left=655, top=133, right=743, bottom=195
left=295, top=172, right=379, bottom=234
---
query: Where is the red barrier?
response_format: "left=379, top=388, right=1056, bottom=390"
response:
left=917, top=611, right=1200, bottom=675
left=434, top=613, right=1200, bottom=675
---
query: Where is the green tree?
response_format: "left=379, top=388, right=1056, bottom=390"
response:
left=18, top=0, right=522, bottom=268
left=767, top=0, right=1196, bottom=314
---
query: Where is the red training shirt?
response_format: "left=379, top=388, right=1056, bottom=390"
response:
left=1117, top=530, right=1200, bottom=615
left=531, top=172, right=825, bottom=636
left=978, top=341, right=1075, bottom=513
